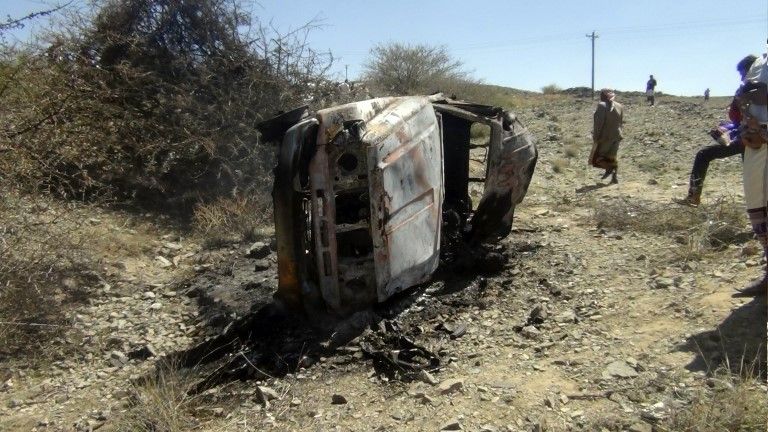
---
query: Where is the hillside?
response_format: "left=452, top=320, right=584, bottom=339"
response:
left=0, top=91, right=765, bottom=432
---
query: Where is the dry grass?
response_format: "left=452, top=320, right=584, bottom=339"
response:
left=0, top=192, right=97, bottom=356
left=563, top=139, right=581, bottom=158
left=192, top=194, right=273, bottom=248
left=115, top=363, right=210, bottom=432
left=662, top=368, right=767, bottom=432
left=591, top=197, right=748, bottom=262
left=551, top=157, right=569, bottom=173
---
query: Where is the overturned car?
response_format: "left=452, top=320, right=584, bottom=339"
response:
left=258, top=95, right=538, bottom=316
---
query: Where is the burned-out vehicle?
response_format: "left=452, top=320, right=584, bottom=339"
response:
left=258, top=95, right=538, bottom=316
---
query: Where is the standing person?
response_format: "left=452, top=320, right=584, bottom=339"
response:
left=646, top=74, right=658, bottom=106
left=589, top=88, right=624, bottom=184
left=734, top=53, right=768, bottom=297
left=704, top=88, right=710, bottom=101
left=676, top=55, right=757, bottom=206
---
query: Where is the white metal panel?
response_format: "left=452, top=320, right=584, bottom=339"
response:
left=364, top=97, right=444, bottom=301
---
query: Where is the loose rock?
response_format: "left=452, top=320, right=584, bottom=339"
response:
left=440, top=419, right=463, bottom=431
left=245, top=241, right=271, bottom=259
left=438, top=378, right=464, bottom=395
left=602, top=360, right=639, bottom=379
left=331, top=394, right=348, bottom=404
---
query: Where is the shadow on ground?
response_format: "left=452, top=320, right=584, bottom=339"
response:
left=678, top=296, right=767, bottom=378
left=576, top=182, right=612, bottom=194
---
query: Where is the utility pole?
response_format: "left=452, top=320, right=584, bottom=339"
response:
left=586, top=31, right=598, bottom=99
left=345, top=64, right=349, bottom=81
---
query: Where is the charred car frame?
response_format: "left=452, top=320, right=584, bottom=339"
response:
left=258, top=95, right=538, bottom=316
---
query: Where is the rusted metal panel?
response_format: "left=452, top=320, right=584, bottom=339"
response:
left=364, top=97, right=443, bottom=301
left=468, top=112, right=538, bottom=244
left=267, top=114, right=318, bottom=312
left=308, top=97, right=443, bottom=312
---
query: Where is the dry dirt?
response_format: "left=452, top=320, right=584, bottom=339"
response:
left=0, top=92, right=766, bottom=432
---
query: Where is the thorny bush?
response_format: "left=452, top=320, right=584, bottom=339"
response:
left=0, top=0, right=334, bottom=211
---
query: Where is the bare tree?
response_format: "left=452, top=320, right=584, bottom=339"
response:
left=363, top=42, right=471, bottom=95
left=0, top=3, right=69, bottom=34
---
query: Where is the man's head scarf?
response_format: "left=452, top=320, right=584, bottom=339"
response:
left=600, top=89, right=615, bottom=102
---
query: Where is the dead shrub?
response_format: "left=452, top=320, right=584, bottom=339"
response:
left=470, top=122, right=491, bottom=141
left=591, top=197, right=748, bottom=261
left=1, top=0, right=333, bottom=212
left=192, top=193, right=272, bottom=248
left=541, top=83, right=562, bottom=94
left=0, top=192, right=96, bottom=356
left=637, top=155, right=665, bottom=173
left=551, top=157, right=569, bottom=173
left=662, top=368, right=767, bottom=432
left=115, top=362, right=209, bottom=432
left=562, top=139, right=581, bottom=158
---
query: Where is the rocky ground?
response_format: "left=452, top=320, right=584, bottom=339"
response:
left=0, top=92, right=766, bottom=431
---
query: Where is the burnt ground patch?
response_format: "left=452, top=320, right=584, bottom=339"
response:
left=155, top=240, right=537, bottom=393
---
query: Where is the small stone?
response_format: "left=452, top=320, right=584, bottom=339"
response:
left=149, top=302, right=163, bottom=310
left=440, top=419, right=463, bottom=430
left=7, top=399, right=23, bottom=408
left=418, top=369, right=439, bottom=386
left=109, top=350, right=129, bottom=367
left=413, top=392, right=434, bottom=404
left=253, top=259, right=271, bottom=272
left=521, top=325, right=541, bottom=339
left=142, top=291, right=156, bottom=299
left=164, top=241, right=183, bottom=250
left=254, top=386, right=278, bottom=406
left=544, top=394, right=557, bottom=409
left=438, top=378, right=464, bottom=395
left=245, top=241, right=271, bottom=259
left=331, top=394, right=347, bottom=404
left=155, top=256, right=172, bottom=268
left=553, top=310, right=577, bottom=323
left=602, top=360, right=638, bottom=379
left=528, top=304, right=548, bottom=323
left=290, top=398, right=302, bottom=407
left=654, top=277, right=674, bottom=289
left=128, top=344, right=157, bottom=360
left=628, top=422, right=652, bottom=432
left=90, top=410, right=109, bottom=421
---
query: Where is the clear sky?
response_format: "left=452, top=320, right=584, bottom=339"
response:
left=4, top=0, right=768, bottom=96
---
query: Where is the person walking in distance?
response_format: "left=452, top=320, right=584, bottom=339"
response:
left=646, top=75, right=658, bottom=106
left=704, top=88, right=710, bottom=101
left=589, top=88, right=624, bottom=184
